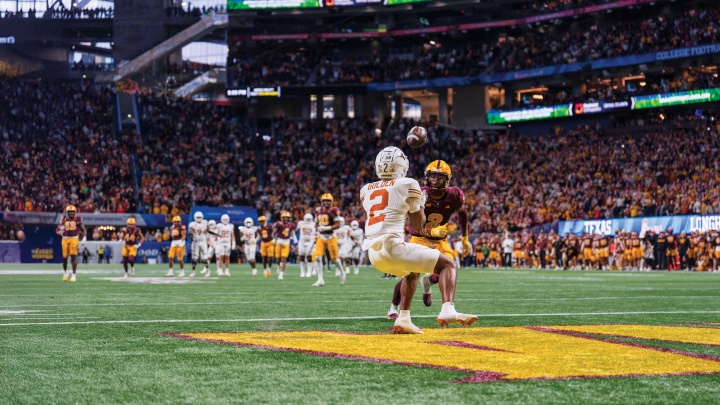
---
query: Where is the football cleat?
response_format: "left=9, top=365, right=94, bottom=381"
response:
left=70, top=274, right=76, bottom=283
left=189, top=271, right=196, bottom=278
left=267, top=271, right=272, bottom=277
left=123, top=273, right=129, bottom=279
left=165, top=270, right=174, bottom=277
left=335, top=269, right=341, bottom=276
left=204, top=271, right=210, bottom=278
left=278, top=272, right=283, bottom=280
left=200, top=268, right=208, bottom=276
left=312, top=280, right=325, bottom=287
left=437, top=312, right=479, bottom=327
left=339, top=271, right=346, bottom=286
left=217, top=270, right=224, bottom=277
left=420, top=274, right=433, bottom=307
left=252, top=269, right=257, bottom=276
left=393, top=318, right=423, bottom=334
left=387, top=304, right=399, bottom=320
left=62, top=275, right=68, bottom=282
left=177, top=271, right=185, bottom=278
left=224, top=270, right=231, bottom=276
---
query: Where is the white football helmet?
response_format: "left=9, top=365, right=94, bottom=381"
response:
left=375, top=146, right=409, bottom=179
left=221, top=214, right=230, bottom=224
left=194, top=211, right=203, bottom=222
left=351, top=220, right=359, bottom=230
left=303, top=213, right=313, bottom=222
left=336, top=216, right=345, bottom=225
left=208, top=219, right=216, bottom=229
left=244, top=218, right=254, bottom=228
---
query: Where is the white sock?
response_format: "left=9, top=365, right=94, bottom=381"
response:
left=440, top=302, right=457, bottom=316
left=63, top=270, right=68, bottom=276
left=299, top=261, right=305, bottom=276
left=398, top=310, right=411, bottom=320
left=316, top=260, right=325, bottom=283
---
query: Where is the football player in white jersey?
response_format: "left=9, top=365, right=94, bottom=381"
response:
left=359, top=146, right=478, bottom=334
left=239, top=218, right=259, bottom=276
left=216, top=214, right=236, bottom=276
left=188, top=211, right=209, bottom=277
left=335, top=216, right=353, bottom=275
left=296, top=213, right=317, bottom=278
left=202, top=219, right=217, bottom=278
left=349, top=220, right=365, bottom=274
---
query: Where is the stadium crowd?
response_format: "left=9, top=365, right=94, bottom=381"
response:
left=509, top=68, right=720, bottom=109
left=229, top=7, right=718, bottom=87
left=0, top=78, right=135, bottom=214
left=3, top=79, right=720, bottom=242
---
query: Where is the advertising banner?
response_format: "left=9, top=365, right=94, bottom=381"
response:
left=558, top=214, right=720, bottom=237
left=487, top=105, right=572, bottom=125
left=19, top=225, right=63, bottom=264
left=79, top=241, right=125, bottom=265
left=228, top=0, right=426, bottom=10
left=0, top=211, right=172, bottom=227
left=0, top=242, right=21, bottom=263
left=190, top=206, right=258, bottom=226
left=631, top=88, right=720, bottom=110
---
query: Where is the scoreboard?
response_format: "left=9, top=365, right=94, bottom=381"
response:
left=228, top=0, right=429, bottom=10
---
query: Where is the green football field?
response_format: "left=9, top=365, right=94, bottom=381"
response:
left=2, top=264, right=720, bottom=404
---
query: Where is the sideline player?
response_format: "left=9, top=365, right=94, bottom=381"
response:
left=166, top=216, right=187, bottom=277
left=258, top=216, right=275, bottom=277
left=296, top=213, right=316, bottom=277
left=385, top=160, right=470, bottom=319
left=349, top=220, right=364, bottom=274
left=273, top=211, right=297, bottom=280
left=335, top=216, right=353, bottom=274
left=57, top=205, right=86, bottom=282
left=216, top=214, right=235, bottom=276
left=122, top=217, right=144, bottom=278
left=239, top=218, right=259, bottom=276
left=188, top=211, right=209, bottom=277
left=312, top=193, right=346, bottom=287
left=203, top=219, right=217, bottom=277
left=361, top=147, right=477, bottom=334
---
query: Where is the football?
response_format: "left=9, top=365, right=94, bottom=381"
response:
left=407, top=126, right=427, bottom=148
left=16, top=230, right=25, bottom=241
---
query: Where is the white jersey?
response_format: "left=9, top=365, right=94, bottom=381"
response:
left=359, top=177, right=423, bottom=243
left=189, top=220, right=208, bottom=243
left=239, top=226, right=258, bottom=245
left=216, top=223, right=234, bottom=244
left=350, top=228, right=364, bottom=246
left=335, top=225, right=352, bottom=245
left=297, top=220, right=316, bottom=242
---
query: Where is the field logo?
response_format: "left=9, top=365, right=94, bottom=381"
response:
left=171, top=325, right=720, bottom=383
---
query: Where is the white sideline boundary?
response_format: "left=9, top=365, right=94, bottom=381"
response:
left=2, top=310, right=720, bottom=327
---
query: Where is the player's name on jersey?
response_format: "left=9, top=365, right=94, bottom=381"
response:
left=367, top=179, right=398, bottom=190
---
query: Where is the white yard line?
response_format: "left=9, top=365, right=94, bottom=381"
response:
left=2, top=310, right=720, bottom=327
left=0, top=295, right=718, bottom=308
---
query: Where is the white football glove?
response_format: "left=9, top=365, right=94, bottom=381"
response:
left=318, top=226, right=331, bottom=232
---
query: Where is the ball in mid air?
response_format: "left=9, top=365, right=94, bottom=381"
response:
left=16, top=230, right=25, bottom=241
left=407, top=126, right=427, bottom=148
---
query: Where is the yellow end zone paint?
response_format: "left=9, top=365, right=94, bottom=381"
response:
left=176, top=325, right=720, bottom=382
left=548, top=324, right=720, bottom=346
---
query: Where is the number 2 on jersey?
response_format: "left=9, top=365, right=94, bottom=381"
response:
left=368, top=189, right=389, bottom=226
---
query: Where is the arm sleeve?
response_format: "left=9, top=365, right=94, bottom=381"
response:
left=407, top=179, right=423, bottom=214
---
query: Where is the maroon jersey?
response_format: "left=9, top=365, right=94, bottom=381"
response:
left=315, top=206, right=340, bottom=237
left=124, top=228, right=142, bottom=246
left=171, top=224, right=186, bottom=241
left=259, top=225, right=274, bottom=243
left=274, top=222, right=296, bottom=240
left=410, top=186, right=464, bottom=241
left=59, top=215, right=83, bottom=238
